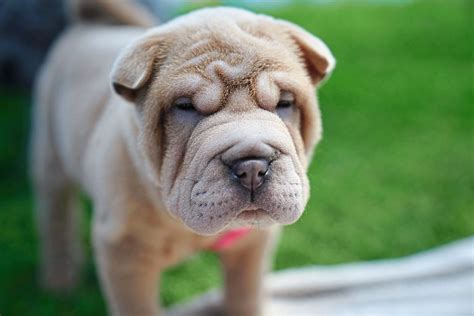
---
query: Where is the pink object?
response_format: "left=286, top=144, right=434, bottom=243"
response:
left=210, top=227, right=251, bottom=251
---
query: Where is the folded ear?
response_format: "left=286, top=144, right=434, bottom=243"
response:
left=111, top=33, right=167, bottom=102
left=279, top=21, right=336, bottom=86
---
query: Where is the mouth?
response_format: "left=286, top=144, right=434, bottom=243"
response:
left=236, top=208, right=269, bottom=221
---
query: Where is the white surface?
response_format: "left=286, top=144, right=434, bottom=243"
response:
left=169, top=237, right=474, bottom=316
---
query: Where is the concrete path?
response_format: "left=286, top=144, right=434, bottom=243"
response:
left=169, top=237, right=474, bottom=315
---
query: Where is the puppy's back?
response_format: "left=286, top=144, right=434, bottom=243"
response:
left=33, top=1, right=154, bottom=182
left=68, top=0, right=157, bottom=27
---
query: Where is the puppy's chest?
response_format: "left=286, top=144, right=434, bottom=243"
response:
left=152, top=229, right=220, bottom=267
left=153, top=228, right=251, bottom=267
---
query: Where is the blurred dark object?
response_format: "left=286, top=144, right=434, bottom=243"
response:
left=0, top=0, right=163, bottom=90
left=0, top=0, right=67, bottom=89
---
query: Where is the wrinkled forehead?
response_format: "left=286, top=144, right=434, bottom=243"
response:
left=161, top=27, right=310, bottom=113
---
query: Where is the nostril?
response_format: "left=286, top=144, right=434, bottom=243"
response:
left=232, top=165, right=245, bottom=179
left=236, top=171, right=246, bottom=178
left=257, top=169, right=268, bottom=177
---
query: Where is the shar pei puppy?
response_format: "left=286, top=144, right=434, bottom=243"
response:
left=31, top=1, right=335, bottom=315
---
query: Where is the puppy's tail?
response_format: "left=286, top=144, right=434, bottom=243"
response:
left=68, top=0, right=157, bottom=27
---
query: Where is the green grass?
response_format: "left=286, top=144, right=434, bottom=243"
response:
left=0, top=0, right=473, bottom=314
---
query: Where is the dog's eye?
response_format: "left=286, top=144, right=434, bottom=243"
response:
left=174, top=97, right=196, bottom=111
left=277, top=100, right=293, bottom=108
left=277, top=91, right=295, bottom=109
left=276, top=91, right=295, bottom=110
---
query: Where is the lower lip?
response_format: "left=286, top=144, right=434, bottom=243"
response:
left=237, top=209, right=268, bottom=220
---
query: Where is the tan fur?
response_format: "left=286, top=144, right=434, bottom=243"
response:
left=31, top=5, right=334, bottom=316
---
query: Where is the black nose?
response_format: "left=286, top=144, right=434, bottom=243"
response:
left=231, top=158, right=269, bottom=191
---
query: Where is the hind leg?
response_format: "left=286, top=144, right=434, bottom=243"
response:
left=31, top=113, right=83, bottom=291
left=34, top=176, right=83, bottom=291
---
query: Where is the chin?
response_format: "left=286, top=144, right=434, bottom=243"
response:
left=226, top=209, right=278, bottom=230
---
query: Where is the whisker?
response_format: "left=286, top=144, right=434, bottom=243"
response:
left=183, top=177, right=199, bottom=183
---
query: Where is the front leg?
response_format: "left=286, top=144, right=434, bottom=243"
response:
left=93, top=220, right=163, bottom=316
left=219, top=227, right=280, bottom=316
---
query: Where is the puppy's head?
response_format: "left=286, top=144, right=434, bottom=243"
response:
left=111, top=8, right=335, bottom=235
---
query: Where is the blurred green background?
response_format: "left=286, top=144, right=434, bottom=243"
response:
left=0, top=0, right=473, bottom=314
